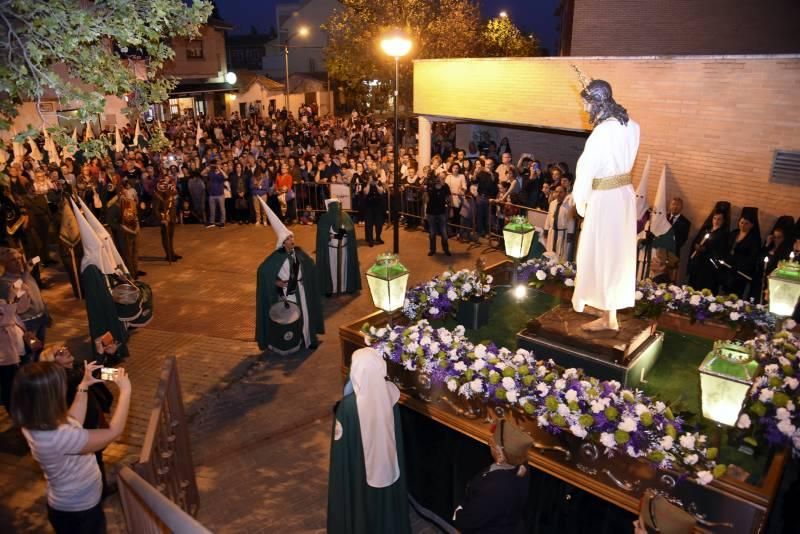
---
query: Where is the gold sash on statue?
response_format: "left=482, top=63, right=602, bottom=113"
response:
left=591, top=172, right=632, bottom=191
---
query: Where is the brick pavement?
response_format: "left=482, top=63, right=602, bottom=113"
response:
left=0, top=221, right=505, bottom=532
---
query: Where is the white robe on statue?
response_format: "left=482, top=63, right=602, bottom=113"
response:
left=328, top=227, right=348, bottom=293
left=571, top=118, right=640, bottom=313
left=278, top=257, right=311, bottom=347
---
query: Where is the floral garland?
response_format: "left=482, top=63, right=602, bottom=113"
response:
left=516, top=255, right=577, bottom=288
left=736, top=327, right=800, bottom=452
left=403, top=268, right=493, bottom=321
left=365, top=320, right=723, bottom=484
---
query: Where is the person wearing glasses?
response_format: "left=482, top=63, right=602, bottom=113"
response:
left=452, top=419, right=533, bottom=534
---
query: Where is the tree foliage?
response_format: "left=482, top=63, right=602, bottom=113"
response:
left=0, top=0, right=213, bottom=153
left=323, top=0, right=539, bottom=111
left=482, top=16, right=539, bottom=57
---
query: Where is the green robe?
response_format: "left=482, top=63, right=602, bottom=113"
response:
left=255, top=247, right=324, bottom=351
left=327, top=393, right=411, bottom=534
left=81, top=264, right=129, bottom=359
left=315, top=203, right=361, bottom=295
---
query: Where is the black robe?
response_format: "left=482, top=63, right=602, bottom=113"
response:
left=687, top=227, right=727, bottom=292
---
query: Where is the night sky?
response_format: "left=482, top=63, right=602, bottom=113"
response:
left=215, top=0, right=561, bottom=55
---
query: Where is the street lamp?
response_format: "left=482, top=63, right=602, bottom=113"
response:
left=499, top=11, right=508, bottom=18
left=366, top=253, right=410, bottom=326
left=380, top=30, right=412, bottom=254
left=280, top=26, right=310, bottom=111
left=503, top=215, right=535, bottom=298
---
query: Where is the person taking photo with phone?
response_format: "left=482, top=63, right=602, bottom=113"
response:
left=11, top=360, right=131, bottom=534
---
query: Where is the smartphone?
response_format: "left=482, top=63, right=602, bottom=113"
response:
left=100, top=367, right=119, bottom=381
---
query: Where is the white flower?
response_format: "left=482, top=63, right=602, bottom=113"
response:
left=506, top=390, right=518, bottom=403
left=758, top=389, right=774, bottom=403
left=564, top=278, right=575, bottom=287
left=635, top=291, right=644, bottom=301
left=472, top=359, right=486, bottom=371
left=784, top=319, right=797, bottom=331
left=428, top=289, right=439, bottom=300
left=564, top=389, right=579, bottom=403
left=447, top=379, right=458, bottom=392
left=730, top=311, right=741, bottom=321
left=654, top=401, right=666, bottom=413
left=462, top=282, right=473, bottom=293
left=618, top=417, right=638, bottom=433
left=428, top=307, right=440, bottom=316
left=536, top=383, right=550, bottom=397
left=512, top=354, right=525, bottom=365
left=453, top=325, right=465, bottom=337
left=696, top=471, right=713, bottom=485
left=474, top=344, right=487, bottom=359
left=454, top=362, right=467, bottom=372
left=626, top=445, right=643, bottom=458
left=679, top=434, right=696, bottom=450
left=660, top=435, right=674, bottom=450
left=555, top=379, right=567, bottom=390
left=764, top=364, right=779, bottom=376
left=550, top=266, right=559, bottom=276
left=557, top=404, right=571, bottom=416
left=634, top=403, right=649, bottom=416
left=570, top=424, right=588, bottom=438
left=407, top=341, right=419, bottom=353
left=784, top=377, right=799, bottom=390
left=778, top=419, right=796, bottom=437
left=447, top=290, right=458, bottom=301
left=736, top=414, right=752, bottom=429
left=429, top=342, right=440, bottom=354
left=495, top=362, right=508, bottom=371
left=777, top=407, right=791, bottom=421
left=502, top=377, right=516, bottom=391
left=690, top=295, right=702, bottom=306
left=590, top=398, right=609, bottom=413
left=537, top=415, right=549, bottom=427
left=708, top=302, right=720, bottom=313
left=535, top=270, right=547, bottom=281
left=470, top=378, right=484, bottom=393
left=705, top=295, right=715, bottom=302
left=403, top=298, right=411, bottom=308
left=563, top=368, right=578, bottom=379
left=600, top=432, right=616, bottom=449
left=684, top=454, right=699, bottom=466
left=536, top=365, right=548, bottom=377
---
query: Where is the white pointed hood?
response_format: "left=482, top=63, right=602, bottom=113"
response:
left=43, top=127, right=61, bottom=165
left=71, top=199, right=117, bottom=274
left=27, top=137, right=42, bottom=162
left=114, top=125, right=125, bottom=153
left=10, top=128, right=26, bottom=163
left=84, top=123, right=94, bottom=141
left=650, top=164, right=672, bottom=237
left=635, top=154, right=651, bottom=220
left=350, top=347, right=400, bottom=488
left=131, top=120, right=141, bottom=147
left=61, top=127, right=78, bottom=159
left=196, top=122, right=204, bottom=144
left=77, top=197, right=129, bottom=274
left=260, top=196, right=293, bottom=250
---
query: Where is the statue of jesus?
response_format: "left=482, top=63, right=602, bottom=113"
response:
left=571, top=74, right=640, bottom=331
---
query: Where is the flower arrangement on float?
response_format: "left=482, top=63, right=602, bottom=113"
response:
left=364, top=320, right=723, bottom=484
left=737, top=327, right=800, bottom=453
left=634, top=280, right=775, bottom=330
left=516, top=255, right=577, bottom=288
left=402, top=267, right=493, bottom=322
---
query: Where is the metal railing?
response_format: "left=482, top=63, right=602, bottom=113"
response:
left=134, top=356, right=199, bottom=517
left=118, top=466, right=211, bottom=534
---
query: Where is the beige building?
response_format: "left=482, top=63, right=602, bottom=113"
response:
left=413, top=56, right=800, bottom=239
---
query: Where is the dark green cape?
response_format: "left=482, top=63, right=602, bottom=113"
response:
left=255, top=247, right=324, bottom=351
left=327, top=393, right=411, bottom=534
left=315, top=203, right=361, bottom=294
left=81, top=264, right=129, bottom=358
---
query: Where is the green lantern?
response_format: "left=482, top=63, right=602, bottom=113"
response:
left=366, top=253, right=410, bottom=314
left=768, top=260, right=800, bottom=316
left=699, top=341, right=759, bottom=426
left=503, top=215, right=535, bottom=259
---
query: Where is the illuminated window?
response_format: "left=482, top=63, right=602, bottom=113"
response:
left=187, top=39, right=204, bottom=59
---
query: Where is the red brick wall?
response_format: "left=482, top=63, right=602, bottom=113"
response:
left=414, top=56, right=800, bottom=239
left=570, top=0, right=800, bottom=56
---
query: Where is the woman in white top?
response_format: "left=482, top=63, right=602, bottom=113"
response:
left=11, top=361, right=131, bottom=533
left=445, top=163, right=467, bottom=229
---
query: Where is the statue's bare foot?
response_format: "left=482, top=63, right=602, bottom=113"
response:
left=584, top=306, right=605, bottom=318
left=581, top=317, right=620, bottom=332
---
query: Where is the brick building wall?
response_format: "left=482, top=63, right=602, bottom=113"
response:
left=568, top=0, right=800, bottom=56
left=413, top=56, right=800, bottom=239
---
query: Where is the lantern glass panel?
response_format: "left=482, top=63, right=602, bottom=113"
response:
left=698, top=341, right=758, bottom=426
left=768, top=261, right=800, bottom=316
left=503, top=216, right=535, bottom=259
left=366, top=253, right=410, bottom=313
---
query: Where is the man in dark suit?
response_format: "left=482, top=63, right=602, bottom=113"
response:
left=667, top=197, right=691, bottom=281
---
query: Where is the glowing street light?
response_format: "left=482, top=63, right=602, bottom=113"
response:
left=224, top=71, right=237, bottom=85
left=499, top=11, right=508, bottom=18
left=380, top=30, right=412, bottom=254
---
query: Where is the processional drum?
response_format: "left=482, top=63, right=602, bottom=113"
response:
left=111, top=281, right=154, bottom=328
left=267, top=300, right=303, bottom=355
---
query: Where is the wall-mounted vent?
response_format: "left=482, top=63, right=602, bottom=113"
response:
left=771, top=150, right=800, bottom=186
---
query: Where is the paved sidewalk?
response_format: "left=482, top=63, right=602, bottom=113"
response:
left=0, top=221, right=505, bottom=532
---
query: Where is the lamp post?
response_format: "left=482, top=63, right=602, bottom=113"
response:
left=277, top=26, right=310, bottom=112
left=380, top=31, right=412, bottom=254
